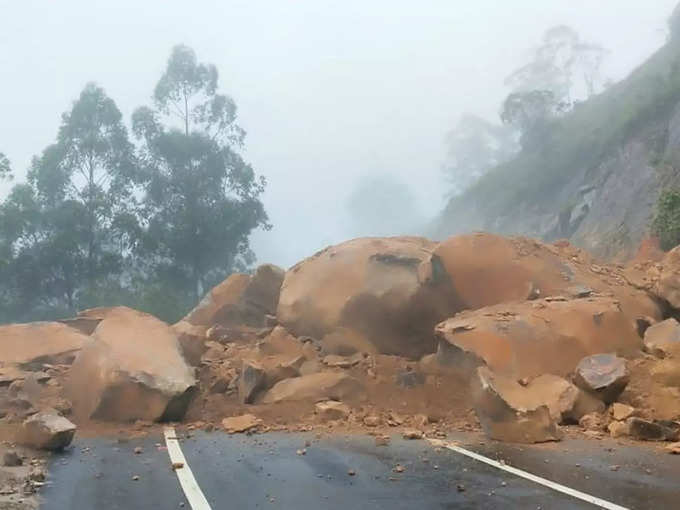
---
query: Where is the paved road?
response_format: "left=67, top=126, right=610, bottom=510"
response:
left=39, top=430, right=680, bottom=509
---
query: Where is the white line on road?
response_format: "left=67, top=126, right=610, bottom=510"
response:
left=428, top=438, right=630, bottom=510
left=164, top=427, right=213, bottom=510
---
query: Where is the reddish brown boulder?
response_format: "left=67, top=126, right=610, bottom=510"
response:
left=239, top=361, right=267, bottom=404
left=434, top=233, right=660, bottom=321
left=277, top=237, right=462, bottom=358
left=0, top=322, right=89, bottom=368
left=66, top=307, right=197, bottom=422
left=183, top=264, right=285, bottom=328
left=435, top=297, right=640, bottom=380
left=261, top=372, right=363, bottom=404
left=222, top=414, right=262, bottom=434
left=472, top=367, right=562, bottom=443
left=21, top=410, right=76, bottom=450
left=643, top=318, right=680, bottom=358
left=172, top=321, right=208, bottom=366
left=573, top=354, right=629, bottom=404
left=315, top=400, right=351, bottom=421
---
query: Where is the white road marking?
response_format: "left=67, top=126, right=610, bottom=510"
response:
left=428, top=438, right=630, bottom=510
left=164, top=427, right=213, bottom=510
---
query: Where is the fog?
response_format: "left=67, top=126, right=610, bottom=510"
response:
left=0, top=0, right=675, bottom=268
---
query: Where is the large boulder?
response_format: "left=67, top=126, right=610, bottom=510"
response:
left=643, top=318, right=680, bottom=358
left=524, top=374, right=604, bottom=424
left=0, top=322, right=89, bottom=368
left=434, top=233, right=661, bottom=321
left=277, top=237, right=462, bottom=358
left=171, top=321, right=208, bottom=366
left=261, top=372, right=363, bottom=404
left=183, top=264, right=285, bottom=328
left=573, top=353, right=629, bottom=404
left=472, top=367, right=562, bottom=443
left=65, top=307, right=197, bottom=422
left=655, top=246, right=680, bottom=308
left=435, top=297, right=641, bottom=380
left=21, top=410, right=76, bottom=450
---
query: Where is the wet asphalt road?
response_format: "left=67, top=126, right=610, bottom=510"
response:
left=39, top=431, right=680, bottom=510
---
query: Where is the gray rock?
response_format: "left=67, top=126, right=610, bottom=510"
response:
left=21, top=411, right=76, bottom=450
left=573, top=353, right=629, bottom=404
left=627, top=417, right=680, bottom=441
left=239, top=361, right=267, bottom=404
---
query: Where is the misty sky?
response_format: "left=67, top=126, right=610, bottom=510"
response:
left=1, top=0, right=676, bottom=267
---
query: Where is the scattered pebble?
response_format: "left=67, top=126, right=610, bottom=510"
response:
left=347, top=469, right=356, bottom=476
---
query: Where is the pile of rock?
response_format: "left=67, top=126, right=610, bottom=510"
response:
left=4, top=231, right=680, bottom=449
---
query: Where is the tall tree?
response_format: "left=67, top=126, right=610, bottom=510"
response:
left=0, top=83, right=137, bottom=317
left=133, top=45, right=269, bottom=299
left=505, top=25, right=608, bottom=102
left=442, top=114, right=518, bottom=195
left=0, top=152, right=12, bottom=181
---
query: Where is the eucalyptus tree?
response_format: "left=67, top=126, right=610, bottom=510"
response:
left=133, top=45, right=269, bottom=299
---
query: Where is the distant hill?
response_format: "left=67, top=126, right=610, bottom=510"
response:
left=434, top=35, right=680, bottom=260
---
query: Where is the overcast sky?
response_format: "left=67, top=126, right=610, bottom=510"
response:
left=1, top=0, right=676, bottom=267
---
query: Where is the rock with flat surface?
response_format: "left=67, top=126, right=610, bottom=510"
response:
left=0, top=322, right=89, bottom=368
left=315, top=400, right=350, bottom=421
left=573, top=354, right=629, bottom=404
left=66, top=307, right=197, bottom=422
left=655, top=246, right=680, bottom=309
left=433, top=233, right=660, bottom=322
left=238, top=361, right=267, bottom=404
left=627, top=417, right=680, bottom=441
left=643, top=318, right=680, bottom=358
left=261, top=372, right=363, bottom=404
left=435, top=298, right=640, bottom=380
left=183, top=264, right=285, bottom=328
left=473, top=366, right=562, bottom=443
left=222, top=414, right=262, bottom=434
left=608, top=420, right=630, bottom=438
left=322, top=353, right=363, bottom=368
left=524, top=374, right=604, bottom=424
left=610, top=403, right=635, bottom=421
left=171, top=321, right=208, bottom=366
left=277, top=237, right=463, bottom=359
left=21, top=411, right=76, bottom=450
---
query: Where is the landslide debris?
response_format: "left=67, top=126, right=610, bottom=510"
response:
left=1, top=232, right=679, bottom=453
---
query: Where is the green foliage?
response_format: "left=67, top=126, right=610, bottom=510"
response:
left=653, top=188, right=680, bottom=250
left=0, top=45, right=270, bottom=324
left=0, top=152, right=12, bottom=181
left=133, top=45, right=269, bottom=300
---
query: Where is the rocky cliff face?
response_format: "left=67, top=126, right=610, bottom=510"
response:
left=435, top=42, right=680, bottom=261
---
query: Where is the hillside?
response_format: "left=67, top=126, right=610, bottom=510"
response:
left=434, top=37, right=680, bottom=260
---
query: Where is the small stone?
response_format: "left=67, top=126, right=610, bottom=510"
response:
left=132, top=475, right=140, bottom=481
left=608, top=420, right=630, bottom=438
left=610, top=465, right=620, bottom=472
left=172, top=462, right=184, bottom=470
left=665, top=442, right=680, bottom=454
left=134, top=446, right=143, bottom=455
left=457, top=484, right=466, bottom=492
left=610, top=403, right=635, bottom=421
left=402, top=429, right=423, bottom=440
left=393, top=464, right=405, bottom=473
left=374, top=435, right=390, bottom=446
left=363, top=415, right=380, bottom=427
left=296, top=449, right=306, bottom=456
left=347, top=469, right=356, bottom=476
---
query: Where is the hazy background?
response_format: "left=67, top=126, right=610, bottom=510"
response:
left=1, top=0, right=676, bottom=267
